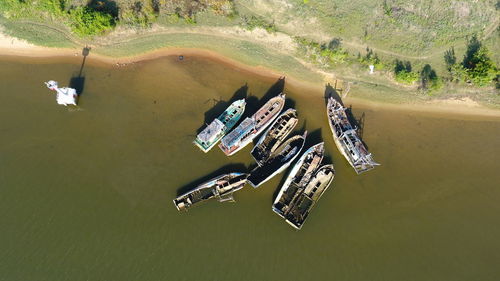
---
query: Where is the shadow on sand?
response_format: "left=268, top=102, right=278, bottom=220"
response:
left=69, top=46, right=91, bottom=98
left=176, top=163, right=248, bottom=196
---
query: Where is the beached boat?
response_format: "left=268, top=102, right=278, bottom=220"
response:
left=44, top=80, right=77, bottom=106
left=173, top=173, right=248, bottom=211
left=247, top=132, right=307, bottom=188
left=219, top=94, right=285, bottom=156
left=194, top=99, right=246, bottom=153
left=272, top=142, right=325, bottom=218
left=326, top=97, right=379, bottom=174
left=251, top=108, right=298, bottom=166
left=281, top=165, right=335, bottom=230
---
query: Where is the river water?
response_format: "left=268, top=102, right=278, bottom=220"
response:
left=1, top=55, right=499, bottom=281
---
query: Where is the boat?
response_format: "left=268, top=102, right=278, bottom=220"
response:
left=173, top=173, right=248, bottom=211
left=219, top=94, right=286, bottom=156
left=194, top=99, right=246, bottom=153
left=282, top=165, right=335, bottom=230
left=326, top=97, right=379, bottom=174
left=272, top=142, right=325, bottom=218
left=251, top=108, right=298, bottom=166
left=44, top=80, right=77, bottom=106
left=247, top=131, right=307, bottom=188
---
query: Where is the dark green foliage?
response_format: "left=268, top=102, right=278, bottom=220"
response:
left=394, top=59, right=418, bottom=84
left=295, top=36, right=348, bottom=65
left=445, top=35, right=498, bottom=86
left=358, top=47, right=385, bottom=70
left=69, top=6, right=115, bottom=35
left=462, top=35, right=482, bottom=70
left=88, top=0, right=119, bottom=19
left=444, top=47, right=456, bottom=71
left=420, top=64, right=442, bottom=91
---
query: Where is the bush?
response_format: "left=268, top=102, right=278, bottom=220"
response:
left=395, top=70, right=419, bottom=84
left=420, top=64, right=442, bottom=91
left=394, top=59, right=418, bottom=84
left=240, top=15, right=276, bottom=33
left=445, top=36, right=498, bottom=86
left=359, top=47, right=386, bottom=70
left=69, top=6, right=115, bottom=36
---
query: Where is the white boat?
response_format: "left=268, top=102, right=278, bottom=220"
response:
left=44, top=80, right=77, bottom=106
left=193, top=99, right=246, bottom=153
left=219, top=94, right=285, bottom=156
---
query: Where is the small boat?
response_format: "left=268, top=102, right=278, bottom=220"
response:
left=251, top=108, right=298, bottom=166
left=44, top=80, right=77, bottom=106
left=282, top=165, right=335, bottom=230
left=173, top=173, right=248, bottom=211
left=326, top=97, right=379, bottom=174
left=272, top=142, right=325, bottom=218
left=194, top=99, right=246, bottom=153
left=247, top=131, right=307, bottom=188
left=219, top=94, right=285, bottom=156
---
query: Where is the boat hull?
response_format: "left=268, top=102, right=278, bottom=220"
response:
left=247, top=132, right=307, bottom=188
left=194, top=99, right=246, bottom=153
left=173, top=172, right=248, bottom=211
left=219, top=94, right=285, bottom=156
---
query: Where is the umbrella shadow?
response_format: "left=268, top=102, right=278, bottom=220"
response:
left=69, top=46, right=91, bottom=97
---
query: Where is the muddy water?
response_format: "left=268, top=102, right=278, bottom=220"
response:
left=1, top=55, right=499, bottom=281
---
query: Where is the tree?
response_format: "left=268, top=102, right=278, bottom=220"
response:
left=420, top=64, right=442, bottom=91
left=444, top=47, right=456, bottom=71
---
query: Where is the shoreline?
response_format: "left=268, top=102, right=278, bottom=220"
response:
left=1, top=33, right=499, bottom=120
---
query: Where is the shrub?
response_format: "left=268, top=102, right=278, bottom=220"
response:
left=394, top=59, right=418, bottom=84
left=69, top=6, right=115, bottom=36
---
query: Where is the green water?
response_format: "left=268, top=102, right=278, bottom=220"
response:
left=1, top=55, right=499, bottom=281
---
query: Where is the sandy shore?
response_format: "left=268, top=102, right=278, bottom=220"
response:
left=1, top=30, right=499, bottom=120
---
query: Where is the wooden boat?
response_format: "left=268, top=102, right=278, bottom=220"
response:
left=251, top=108, right=298, bottom=166
left=283, top=165, right=335, bottom=230
left=219, top=94, right=285, bottom=156
left=272, top=142, right=325, bottom=218
left=173, top=173, right=248, bottom=211
left=247, top=132, right=307, bottom=188
left=326, top=97, right=379, bottom=174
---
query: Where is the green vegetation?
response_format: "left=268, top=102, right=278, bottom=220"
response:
left=445, top=35, right=498, bottom=87
left=240, top=15, right=276, bottom=33
left=295, top=37, right=349, bottom=65
left=69, top=6, right=115, bottom=36
left=420, top=64, right=442, bottom=92
left=358, top=47, right=385, bottom=70
left=393, top=59, right=418, bottom=84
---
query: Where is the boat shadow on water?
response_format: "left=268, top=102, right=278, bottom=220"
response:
left=176, top=163, right=248, bottom=196
left=198, top=84, right=250, bottom=134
